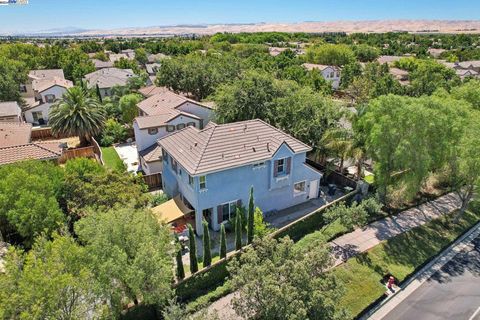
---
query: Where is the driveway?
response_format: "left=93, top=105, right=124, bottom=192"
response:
left=382, top=234, right=480, bottom=320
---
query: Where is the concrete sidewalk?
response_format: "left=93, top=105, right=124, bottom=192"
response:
left=365, top=220, right=480, bottom=320
left=208, top=193, right=462, bottom=319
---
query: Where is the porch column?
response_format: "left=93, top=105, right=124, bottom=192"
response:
left=212, top=206, right=220, bottom=232
left=195, top=208, right=203, bottom=236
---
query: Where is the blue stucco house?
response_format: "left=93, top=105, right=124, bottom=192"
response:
left=158, top=119, right=322, bottom=234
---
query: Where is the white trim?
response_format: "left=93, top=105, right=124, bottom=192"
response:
left=293, top=180, right=307, bottom=197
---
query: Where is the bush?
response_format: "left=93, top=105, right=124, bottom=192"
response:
left=150, top=193, right=168, bottom=207
left=100, top=118, right=128, bottom=146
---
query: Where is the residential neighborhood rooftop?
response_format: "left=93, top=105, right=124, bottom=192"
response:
left=0, top=122, right=32, bottom=147
left=138, top=85, right=169, bottom=98
left=91, top=59, right=114, bottom=69
left=32, top=76, right=73, bottom=93
left=0, top=101, right=21, bottom=118
left=84, top=67, right=135, bottom=89
left=302, top=63, right=339, bottom=71
left=137, top=90, right=212, bottom=116
left=28, top=69, right=65, bottom=80
left=158, top=119, right=311, bottom=175
left=0, top=142, right=63, bottom=166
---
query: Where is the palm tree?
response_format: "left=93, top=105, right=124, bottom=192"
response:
left=49, top=86, right=106, bottom=147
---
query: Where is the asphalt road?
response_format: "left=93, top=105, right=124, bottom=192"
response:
left=384, top=235, right=480, bottom=320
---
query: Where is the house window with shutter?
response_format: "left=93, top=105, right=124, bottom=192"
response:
left=274, top=157, right=292, bottom=177
left=45, top=94, right=56, bottom=103
left=176, top=123, right=186, bottom=130
left=171, top=158, right=178, bottom=173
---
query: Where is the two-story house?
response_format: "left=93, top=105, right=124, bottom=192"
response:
left=302, top=63, right=341, bottom=89
left=134, top=90, right=214, bottom=175
left=158, top=119, right=322, bottom=235
left=21, top=69, right=73, bottom=126
left=84, top=68, right=135, bottom=99
left=0, top=102, right=22, bottom=123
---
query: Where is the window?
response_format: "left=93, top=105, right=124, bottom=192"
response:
left=171, top=158, right=178, bottom=173
left=19, top=84, right=27, bottom=93
left=277, top=158, right=285, bottom=175
left=294, top=181, right=306, bottom=196
left=330, top=71, right=334, bottom=78
left=176, top=123, right=186, bottom=130
left=199, top=175, right=207, bottom=189
left=148, top=127, right=158, bottom=135
left=253, top=161, right=266, bottom=169
left=162, top=150, right=169, bottom=164
left=222, top=200, right=237, bottom=222
left=187, top=122, right=196, bottom=127
left=188, top=175, right=194, bottom=187
left=44, top=94, right=55, bottom=103
left=166, top=125, right=175, bottom=132
left=32, top=111, right=43, bottom=123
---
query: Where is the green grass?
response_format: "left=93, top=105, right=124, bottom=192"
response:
left=364, top=174, right=375, bottom=184
left=101, top=146, right=125, bottom=171
left=294, top=219, right=348, bottom=252
left=333, top=210, right=480, bottom=319
left=183, top=255, right=221, bottom=275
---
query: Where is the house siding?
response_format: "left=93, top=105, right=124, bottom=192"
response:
left=162, top=143, right=321, bottom=235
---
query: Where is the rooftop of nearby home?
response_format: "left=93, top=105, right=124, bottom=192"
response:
left=137, top=90, right=212, bottom=115
left=138, top=143, right=162, bottom=163
left=84, top=67, right=135, bottom=89
left=0, top=101, right=21, bottom=117
left=376, top=55, right=404, bottom=65
left=138, top=85, right=169, bottom=98
left=32, top=76, right=74, bottom=93
left=158, top=119, right=311, bottom=176
left=91, top=59, right=114, bottom=69
left=0, top=122, right=32, bottom=147
left=28, top=69, right=65, bottom=81
left=0, top=141, right=63, bottom=166
left=302, top=63, right=340, bottom=71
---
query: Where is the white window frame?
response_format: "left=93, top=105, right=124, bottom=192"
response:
left=32, top=111, right=43, bottom=123
left=176, top=123, right=186, bottom=130
left=293, top=180, right=307, bottom=196
left=44, top=94, right=56, bottom=103
left=188, top=175, right=194, bottom=188
left=221, top=200, right=238, bottom=223
left=166, top=125, right=175, bottom=132
left=148, top=127, right=158, bottom=135
left=199, top=175, right=207, bottom=190
left=277, top=158, right=286, bottom=175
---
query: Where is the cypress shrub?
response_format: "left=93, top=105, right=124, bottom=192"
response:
left=188, top=224, right=198, bottom=273
left=220, top=223, right=227, bottom=259
left=202, top=220, right=212, bottom=267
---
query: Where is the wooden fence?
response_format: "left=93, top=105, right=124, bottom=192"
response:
left=31, top=127, right=71, bottom=140
left=306, top=158, right=358, bottom=189
left=91, top=137, right=104, bottom=165
left=141, top=173, right=162, bottom=190
left=58, top=146, right=96, bottom=163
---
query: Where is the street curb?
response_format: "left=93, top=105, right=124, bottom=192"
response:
left=362, top=219, right=480, bottom=320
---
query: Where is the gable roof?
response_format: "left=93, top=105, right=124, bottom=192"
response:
left=138, top=85, right=169, bottom=98
left=0, top=122, right=32, bottom=147
left=146, top=63, right=161, bottom=74
left=28, top=69, right=64, bottom=81
left=84, top=68, right=135, bottom=89
left=158, top=119, right=311, bottom=175
left=139, top=143, right=163, bottom=162
left=0, top=102, right=21, bottom=117
left=137, top=90, right=212, bottom=116
left=91, top=59, right=114, bottom=69
left=134, top=110, right=200, bottom=130
left=376, top=55, right=403, bottom=65
left=302, top=63, right=339, bottom=72
left=32, top=76, right=73, bottom=93
left=0, top=142, right=62, bottom=166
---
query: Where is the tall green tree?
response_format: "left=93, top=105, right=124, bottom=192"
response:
left=202, top=220, right=212, bottom=268
left=229, top=237, right=347, bottom=320
left=0, top=57, right=27, bottom=102
left=75, top=206, right=174, bottom=314
left=49, top=86, right=106, bottom=146
left=175, top=234, right=185, bottom=280
left=0, top=161, right=65, bottom=247
left=235, top=209, right=243, bottom=251
left=305, top=44, right=355, bottom=66
left=247, top=186, right=255, bottom=244
left=0, top=234, right=104, bottom=319
left=118, top=93, right=142, bottom=124
left=219, top=224, right=227, bottom=259
left=188, top=224, right=198, bottom=274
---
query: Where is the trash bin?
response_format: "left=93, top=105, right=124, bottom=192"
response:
left=328, top=184, right=336, bottom=196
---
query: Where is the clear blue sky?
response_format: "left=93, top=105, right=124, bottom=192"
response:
left=1, top=0, right=479, bottom=33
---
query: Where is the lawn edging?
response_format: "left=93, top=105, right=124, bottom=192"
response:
left=357, top=217, right=480, bottom=320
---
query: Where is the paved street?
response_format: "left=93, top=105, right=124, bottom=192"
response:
left=383, top=235, right=480, bottom=320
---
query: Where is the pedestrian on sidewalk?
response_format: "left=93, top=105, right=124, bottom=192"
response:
left=387, top=276, right=395, bottom=293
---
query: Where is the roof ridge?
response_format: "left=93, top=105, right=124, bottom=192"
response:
left=193, top=125, right=217, bottom=174
left=32, top=142, right=62, bottom=156
left=256, top=119, right=311, bottom=150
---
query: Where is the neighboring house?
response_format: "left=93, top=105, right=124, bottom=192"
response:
left=302, top=63, right=341, bottom=89
left=147, top=53, right=167, bottom=63
left=0, top=101, right=22, bottom=123
left=84, top=68, right=135, bottom=99
left=133, top=91, right=214, bottom=174
left=109, top=53, right=129, bottom=63
left=158, top=119, right=322, bottom=235
left=428, top=48, right=446, bottom=58
left=456, top=69, right=479, bottom=80
left=268, top=47, right=288, bottom=56
left=389, top=67, right=410, bottom=85
left=21, top=69, right=73, bottom=126
left=121, top=49, right=136, bottom=59
left=376, top=55, right=403, bottom=65
left=440, top=60, right=480, bottom=79
left=145, top=63, right=161, bottom=76
left=138, top=85, right=169, bottom=98
left=0, top=122, right=63, bottom=166
left=91, top=59, right=114, bottom=70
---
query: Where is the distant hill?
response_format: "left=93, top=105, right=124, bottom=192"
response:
left=5, top=20, right=480, bottom=37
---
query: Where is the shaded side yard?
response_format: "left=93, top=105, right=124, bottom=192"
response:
left=333, top=209, right=480, bottom=319
left=101, top=146, right=125, bottom=171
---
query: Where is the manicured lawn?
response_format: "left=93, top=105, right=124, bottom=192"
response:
left=294, top=219, right=348, bottom=252
left=183, top=255, right=221, bottom=276
left=101, top=146, right=125, bottom=171
left=333, top=210, right=480, bottom=319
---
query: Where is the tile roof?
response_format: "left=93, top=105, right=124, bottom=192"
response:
left=158, top=119, right=311, bottom=175
left=0, top=142, right=62, bottom=166
left=84, top=68, right=135, bottom=89
left=302, top=63, right=339, bottom=71
left=28, top=69, right=64, bottom=81
left=146, top=63, right=161, bottom=74
left=376, top=55, right=403, bottom=65
left=0, top=101, right=21, bottom=117
left=109, top=53, right=129, bottom=62
left=139, top=143, right=163, bottom=162
left=138, top=85, right=169, bottom=98
left=134, top=111, right=200, bottom=129
left=91, top=59, right=114, bottom=69
left=0, top=122, right=32, bottom=147
left=137, top=90, right=212, bottom=116
left=147, top=53, right=168, bottom=63
left=32, top=76, right=73, bottom=93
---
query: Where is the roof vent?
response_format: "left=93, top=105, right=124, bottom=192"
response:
left=267, top=143, right=270, bottom=152
left=194, top=142, right=198, bottom=147
left=243, top=124, right=247, bottom=133
left=221, top=153, right=224, bottom=159
left=252, top=147, right=256, bottom=152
